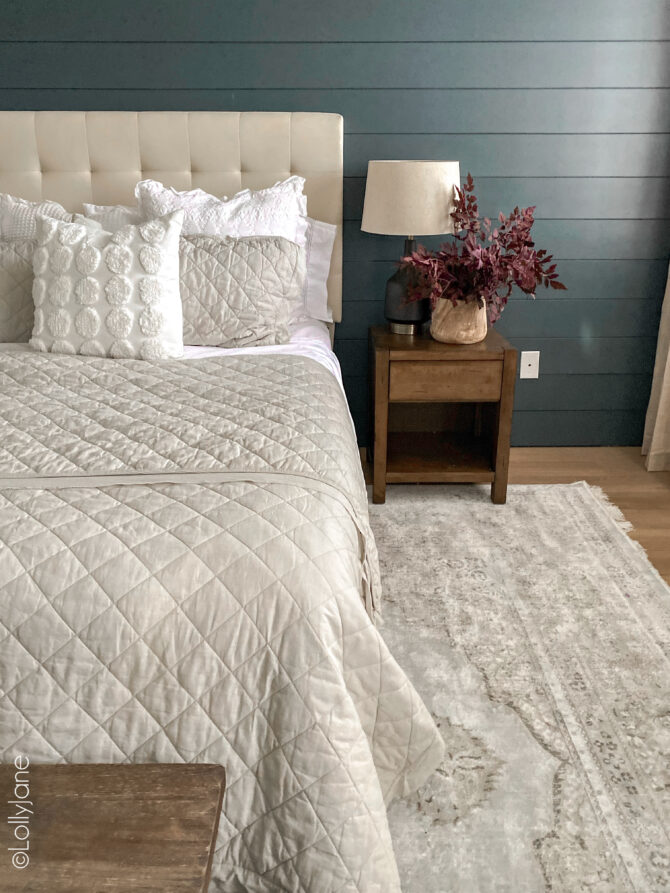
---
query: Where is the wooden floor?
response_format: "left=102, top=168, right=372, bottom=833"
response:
left=363, top=447, right=670, bottom=584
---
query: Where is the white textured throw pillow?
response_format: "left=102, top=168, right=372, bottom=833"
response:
left=0, top=239, right=35, bottom=341
left=30, top=211, right=185, bottom=359
left=0, top=193, right=73, bottom=240
left=135, top=176, right=308, bottom=245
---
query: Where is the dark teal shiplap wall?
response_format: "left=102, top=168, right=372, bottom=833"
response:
left=2, top=0, right=669, bottom=445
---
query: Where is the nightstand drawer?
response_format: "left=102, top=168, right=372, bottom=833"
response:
left=389, top=360, right=502, bottom=402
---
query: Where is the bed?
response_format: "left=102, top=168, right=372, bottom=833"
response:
left=0, top=112, right=444, bottom=892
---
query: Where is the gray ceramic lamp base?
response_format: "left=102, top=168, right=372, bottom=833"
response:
left=384, top=238, right=430, bottom=336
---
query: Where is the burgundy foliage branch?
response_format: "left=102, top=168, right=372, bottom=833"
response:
left=401, top=173, right=566, bottom=323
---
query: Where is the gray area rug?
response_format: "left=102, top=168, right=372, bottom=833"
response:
left=371, top=482, right=670, bottom=892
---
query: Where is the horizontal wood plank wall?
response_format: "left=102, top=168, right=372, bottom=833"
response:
left=2, top=0, right=668, bottom=446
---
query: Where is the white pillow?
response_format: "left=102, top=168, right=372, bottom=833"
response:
left=30, top=211, right=184, bottom=359
left=85, top=184, right=336, bottom=322
left=83, top=202, right=142, bottom=229
left=302, top=217, right=336, bottom=323
left=0, top=193, right=73, bottom=240
left=135, top=176, right=308, bottom=245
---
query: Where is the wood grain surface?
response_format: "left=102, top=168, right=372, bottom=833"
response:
left=370, top=327, right=516, bottom=502
left=0, top=763, right=225, bottom=893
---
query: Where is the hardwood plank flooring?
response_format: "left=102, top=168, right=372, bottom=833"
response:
left=363, top=446, right=670, bottom=583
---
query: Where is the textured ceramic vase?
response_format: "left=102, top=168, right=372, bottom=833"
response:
left=430, top=297, right=488, bottom=344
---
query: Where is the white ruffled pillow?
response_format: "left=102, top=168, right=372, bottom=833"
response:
left=30, top=211, right=185, bottom=359
left=0, top=193, right=73, bottom=240
left=135, top=176, right=308, bottom=245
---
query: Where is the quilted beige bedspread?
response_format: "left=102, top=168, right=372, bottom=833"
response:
left=0, top=347, right=444, bottom=892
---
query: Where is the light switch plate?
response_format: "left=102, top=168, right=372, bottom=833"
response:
left=520, top=350, right=540, bottom=379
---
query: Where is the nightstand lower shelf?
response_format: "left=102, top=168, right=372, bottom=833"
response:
left=385, top=432, right=495, bottom=483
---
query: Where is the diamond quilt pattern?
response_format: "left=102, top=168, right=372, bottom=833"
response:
left=179, top=235, right=305, bottom=348
left=0, top=351, right=366, bottom=510
left=0, top=350, right=444, bottom=892
left=0, top=239, right=35, bottom=342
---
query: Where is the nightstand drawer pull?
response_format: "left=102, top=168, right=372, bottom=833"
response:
left=389, top=361, right=502, bottom=402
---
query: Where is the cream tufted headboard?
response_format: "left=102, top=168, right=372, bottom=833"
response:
left=0, top=111, right=344, bottom=322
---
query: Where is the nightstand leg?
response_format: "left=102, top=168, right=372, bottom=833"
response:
left=491, top=346, right=517, bottom=505
left=491, top=468, right=508, bottom=504
left=373, top=476, right=386, bottom=504
left=372, top=347, right=389, bottom=504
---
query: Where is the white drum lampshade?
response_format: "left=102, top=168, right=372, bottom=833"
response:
left=361, top=160, right=461, bottom=334
left=361, top=160, right=461, bottom=236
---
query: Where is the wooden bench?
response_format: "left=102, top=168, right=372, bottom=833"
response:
left=0, top=763, right=225, bottom=892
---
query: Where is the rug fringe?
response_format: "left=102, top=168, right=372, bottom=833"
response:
left=577, top=480, right=657, bottom=566
left=583, top=482, right=634, bottom=533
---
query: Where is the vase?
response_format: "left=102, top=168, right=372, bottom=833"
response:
left=430, top=297, right=488, bottom=344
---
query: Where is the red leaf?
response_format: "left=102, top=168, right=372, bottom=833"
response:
left=401, top=175, right=566, bottom=314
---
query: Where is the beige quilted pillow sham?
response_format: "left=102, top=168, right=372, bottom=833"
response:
left=0, top=239, right=35, bottom=342
left=179, top=234, right=306, bottom=347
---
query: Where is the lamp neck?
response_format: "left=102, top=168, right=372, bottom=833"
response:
left=404, top=236, right=416, bottom=256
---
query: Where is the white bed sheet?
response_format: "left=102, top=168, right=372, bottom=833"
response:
left=183, top=318, right=342, bottom=383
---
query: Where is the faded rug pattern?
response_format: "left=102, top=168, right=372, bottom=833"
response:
left=372, top=483, right=670, bottom=892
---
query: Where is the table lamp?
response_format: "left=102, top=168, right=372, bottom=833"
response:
left=361, top=160, right=461, bottom=335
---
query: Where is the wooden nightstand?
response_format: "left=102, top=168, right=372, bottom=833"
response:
left=369, top=325, right=517, bottom=504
